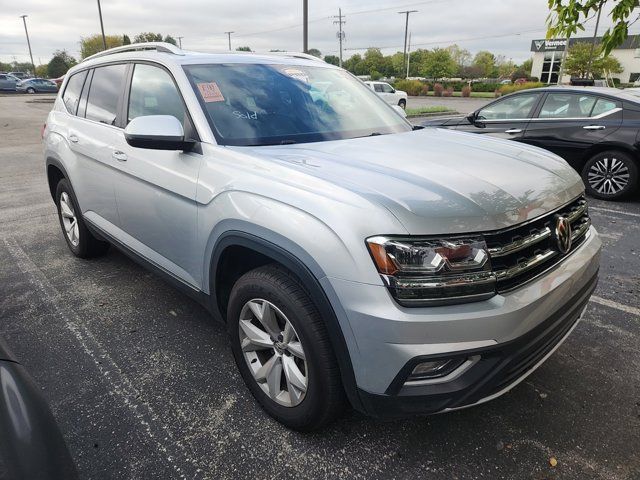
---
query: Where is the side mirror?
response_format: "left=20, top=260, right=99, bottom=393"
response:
left=124, top=115, right=194, bottom=151
left=466, top=111, right=479, bottom=123
left=392, top=105, right=407, bottom=118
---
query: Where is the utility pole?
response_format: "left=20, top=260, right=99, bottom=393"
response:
left=19, top=15, right=35, bottom=76
left=177, top=36, right=184, bottom=49
left=586, top=0, right=604, bottom=79
left=303, top=0, right=309, bottom=53
left=406, top=32, right=412, bottom=78
left=96, top=0, right=107, bottom=50
left=398, top=10, right=417, bottom=79
left=332, top=8, right=346, bottom=67
left=225, top=31, right=234, bottom=51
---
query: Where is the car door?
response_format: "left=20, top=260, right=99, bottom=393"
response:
left=65, top=64, right=128, bottom=229
left=111, top=62, right=203, bottom=287
left=457, top=92, right=542, bottom=140
left=372, top=83, right=389, bottom=103
left=522, top=92, right=623, bottom=169
left=0, top=75, right=10, bottom=90
left=380, top=82, right=397, bottom=105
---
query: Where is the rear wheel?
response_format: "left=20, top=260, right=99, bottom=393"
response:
left=227, top=265, right=346, bottom=430
left=55, top=179, right=110, bottom=258
left=582, top=150, right=638, bottom=200
left=26, top=87, right=35, bottom=94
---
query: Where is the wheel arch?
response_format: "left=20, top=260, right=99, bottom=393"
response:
left=45, top=156, right=69, bottom=200
left=581, top=142, right=640, bottom=172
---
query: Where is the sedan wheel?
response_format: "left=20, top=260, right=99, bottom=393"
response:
left=583, top=150, right=637, bottom=200
left=239, top=299, right=308, bottom=407
left=26, top=87, right=35, bottom=94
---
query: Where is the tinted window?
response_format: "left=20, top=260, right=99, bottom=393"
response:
left=62, top=71, right=87, bottom=115
left=591, top=97, right=619, bottom=116
left=478, top=93, right=540, bottom=120
left=85, top=64, right=127, bottom=125
left=128, top=64, right=185, bottom=124
left=539, top=93, right=596, bottom=119
left=374, top=84, right=384, bottom=92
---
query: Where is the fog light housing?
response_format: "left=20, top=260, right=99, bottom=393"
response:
left=408, top=358, right=467, bottom=381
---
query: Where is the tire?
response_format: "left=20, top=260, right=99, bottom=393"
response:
left=582, top=150, right=638, bottom=200
left=227, top=264, right=346, bottom=430
left=55, top=179, right=110, bottom=258
left=398, top=99, right=406, bottom=109
left=26, top=87, right=35, bottom=94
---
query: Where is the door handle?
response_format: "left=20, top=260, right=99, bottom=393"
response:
left=504, top=128, right=522, bottom=134
left=583, top=125, right=605, bottom=130
left=112, top=151, right=127, bottom=162
left=68, top=134, right=79, bottom=143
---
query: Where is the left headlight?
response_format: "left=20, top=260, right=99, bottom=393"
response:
left=366, top=235, right=496, bottom=306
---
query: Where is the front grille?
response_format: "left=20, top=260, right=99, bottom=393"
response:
left=485, top=196, right=590, bottom=292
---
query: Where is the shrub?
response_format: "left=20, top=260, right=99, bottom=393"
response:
left=498, top=81, right=544, bottom=95
left=419, top=84, right=430, bottom=96
left=443, top=87, right=454, bottom=97
left=433, top=83, right=444, bottom=97
left=393, top=79, right=423, bottom=96
left=461, top=85, right=471, bottom=97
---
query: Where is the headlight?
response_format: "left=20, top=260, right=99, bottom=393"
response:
left=366, top=236, right=496, bottom=306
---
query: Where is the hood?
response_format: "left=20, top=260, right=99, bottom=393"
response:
left=238, top=128, right=583, bottom=235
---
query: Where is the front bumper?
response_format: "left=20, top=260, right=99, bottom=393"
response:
left=321, top=226, right=601, bottom=416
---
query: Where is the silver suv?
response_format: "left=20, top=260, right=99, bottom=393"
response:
left=44, top=43, right=601, bottom=430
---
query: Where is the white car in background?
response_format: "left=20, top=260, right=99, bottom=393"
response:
left=364, top=81, right=407, bottom=109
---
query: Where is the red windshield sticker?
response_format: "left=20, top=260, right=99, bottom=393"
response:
left=197, top=82, right=225, bottom=102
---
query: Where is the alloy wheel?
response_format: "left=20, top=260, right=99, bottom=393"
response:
left=238, top=298, right=308, bottom=407
left=587, top=156, right=630, bottom=196
left=59, top=192, right=80, bottom=246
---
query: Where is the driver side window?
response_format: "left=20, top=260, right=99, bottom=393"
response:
left=128, top=63, right=185, bottom=125
left=478, top=93, right=540, bottom=120
left=381, top=83, right=394, bottom=93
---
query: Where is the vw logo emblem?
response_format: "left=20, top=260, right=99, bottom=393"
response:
left=554, top=216, right=572, bottom=254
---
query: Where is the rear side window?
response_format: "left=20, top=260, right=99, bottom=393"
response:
left=62, top=71, right=88, bottom=115
left=591, top=97, right=619, bottom=116
left=127, top=64, right=185, bottom=124
left=85, top=64, right=127, bottom=125
left=538, top=93, right=596, bottom=119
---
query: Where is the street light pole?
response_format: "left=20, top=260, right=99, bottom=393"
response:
left=303, top=0, right=309, bottom=53
left=96, top=0, right=107, bottom=50
left=19, top=15, right=35, bottom=76
left=177, top=36, right=184, bottom=49
left=225, top=32, right=234, bottom=51
left=399, top=10, right=417, bottom=79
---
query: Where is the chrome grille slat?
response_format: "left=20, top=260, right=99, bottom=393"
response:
left=485, top=196, right=591, bottom=292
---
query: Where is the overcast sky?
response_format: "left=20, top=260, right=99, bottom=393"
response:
left=0, top=0, right=633, bottom=66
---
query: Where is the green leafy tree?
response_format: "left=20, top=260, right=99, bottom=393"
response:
left=123, top=34, right=131, bottom=45
left=421, top=48, right=457, bottom=80
left=323, top=55, right=339, bottom=66
left=47, top=50, right=77, bottom=78
left=446, top=44, right=472, bottom=76
left=80, top=34, right=124, bottom=59
left=363, top=48, right=385, bottom=75
left=307, top=48, right=322, bottom=58
left=236, top=46, right=252, bottom=52
left=134, top=32, right=163, bottom=43
left=473, top=50, right=497, bottom=78
left=164, top=35, right=178, bottom=46
left=408, top=49, right=430, bottom=76
left=547, top=0, right=640, bottom=55
left=35, top=65, right=48, bottom=78
left=390, top=52, right=405, bottom=77
left=520, top=58, right=533, bottom=75
left=564, top=41, right=624, bottom=77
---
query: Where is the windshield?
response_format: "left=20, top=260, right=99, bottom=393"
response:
left=183, top=63, right=411, bottom=146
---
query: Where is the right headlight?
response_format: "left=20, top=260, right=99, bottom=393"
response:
left=366, top=235, right=496, bottom=306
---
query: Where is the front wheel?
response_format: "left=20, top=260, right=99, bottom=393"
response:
left=26, top=87, right=35, bottom=94
left=582, top=150, right=638, bottom=200
left=398, top=99, right=406, bottom=109
left=227, top=265, right=346, bottom=430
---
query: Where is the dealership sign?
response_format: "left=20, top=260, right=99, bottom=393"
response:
left=531, top=39, right=567, bottom=52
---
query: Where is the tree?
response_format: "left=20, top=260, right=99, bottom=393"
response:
left=520, top=58, right=533, bottom=75
left=421, top=48, right=457, bottom=80
left=236, top=46, right=252, bottom=52
left=446, top=44, right=472, bottom=76
left=363, top=48, right=385, bottom=75
left=123, top=34, right=131, bottom=45
left=164, top=35, right=178, bottom=46
left=324, top=55, right=339, bottom=66
left=497, top=59, right=516, bottom=78
left=473, top=51, right=497, bottom=78
left=134, top=32, right=163, bottom=43
left=47, top=50, right=77, bottom=78
left=547, top=0, right=640, bottom=55
left=35, top=65, right=48, bottom=78
left=307, top=48, right=322, bottom=58
left=564, top=41, right=624, bottom=77
left=80, top=34, right=124, bottom=59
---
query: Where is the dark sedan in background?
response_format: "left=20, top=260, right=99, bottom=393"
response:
left=423, top=87, right=640, bottom=200
left=15, top=78, right=58, bottom=94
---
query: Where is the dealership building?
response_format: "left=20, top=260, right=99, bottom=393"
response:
left=530, top=35, right=640, bottom=84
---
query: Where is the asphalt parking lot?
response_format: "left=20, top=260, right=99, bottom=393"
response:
left=1, top=94, right=639, bottom=480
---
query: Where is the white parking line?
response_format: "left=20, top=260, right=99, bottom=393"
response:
left=590, top=206, right=640, bottom=219
left=590, top=295, right=640, bottom=317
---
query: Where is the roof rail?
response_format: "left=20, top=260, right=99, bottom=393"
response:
left=261, top=51, right=325, bottom=62
left=82, top=42, right=184, bottom=63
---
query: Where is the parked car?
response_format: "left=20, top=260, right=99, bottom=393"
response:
left=16, top=78, right=58, bottom=94
left=0, top=73, right=17, bottom=91
left=52, top=75, right=65, bottom=88
left=44, top=43, right=600, bottom=430
left=0, top=339, right=78, bottom=479
left=422, top=86, right=640, bottom=200
left=364, top=81, right=408, bottom=109
left=8, top=71, right=30, bottom=79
